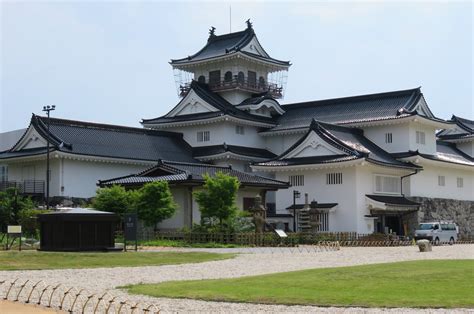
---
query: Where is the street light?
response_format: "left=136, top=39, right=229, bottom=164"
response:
left=42, top=105, right=55, bottom=210
left=292, top=190, right=301, bottom=232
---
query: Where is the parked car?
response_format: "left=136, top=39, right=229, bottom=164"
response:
left=414, top=221, right=458, bottom=245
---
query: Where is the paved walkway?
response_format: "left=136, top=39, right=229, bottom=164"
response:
left=1, top=245, right=473, bottom=313
left=0, top=300, right=59, bottom=313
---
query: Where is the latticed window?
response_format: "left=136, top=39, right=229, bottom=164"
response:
left=385, top=133, right=393, bottom=143
left=438, top=175, right=445, bottom=186
left=289, top=175, right=304, bottom=186
left=416, top=131, right=426, bottom=144
left=197, top=131, right=210, bottom=142
left=457, top=177, right=463, bottom=188
left=326, top=173, right=343, bottom=185
left=0, top=165, right=7, bottom=182
left=374, top=175, right=400, bottom=194
left=235, top=125, right=245, bottom=135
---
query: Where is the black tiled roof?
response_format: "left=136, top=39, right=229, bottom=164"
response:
left=366, top=194, right=420, bottom=206
left=286, top=203, right=338, bottom=210
left=0, top=147, right=50, bottom=159
left=141, top=81, right=276, bottom=126
left=193, top=144, right=276, bottom=159
left=99, top=160, right=290, bottom=189
left=1, top=115, right=197, bottom=163
left=392, top=141, right=474, bottom=166
left=265, top=87, right=428, bottom=133
left=255, top=120, right=419, bottom=169
left=170, top=27, right=290, bottom=66
left=437, top=115, right=474, bottom=140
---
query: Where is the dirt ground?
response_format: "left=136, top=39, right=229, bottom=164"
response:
left=0, top=300, right=59, bottom=313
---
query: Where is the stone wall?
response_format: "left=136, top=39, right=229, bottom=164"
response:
left=409, top=196, right=473, bottom=239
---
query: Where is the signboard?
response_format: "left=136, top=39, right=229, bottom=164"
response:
left=275, top=229, right=288, bottom=238
left=7, top=225, right=22, bottom=235
left=124, top=214, right=137, bottom=241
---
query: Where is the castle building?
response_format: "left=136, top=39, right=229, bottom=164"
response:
left=1, top=21, right=472, bottom=236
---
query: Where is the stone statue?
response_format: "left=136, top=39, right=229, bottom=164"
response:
left=250, top=195, right=266, bottom=233
left=308, top=199, right=321, bottom=233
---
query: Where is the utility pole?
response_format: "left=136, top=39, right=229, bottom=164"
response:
left=42, top=105, right=55, bottom=210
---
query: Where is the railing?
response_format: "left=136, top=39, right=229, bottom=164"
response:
left=180, top=78, right=283, bottom=98
left=0, top=180, right=45, bottom=195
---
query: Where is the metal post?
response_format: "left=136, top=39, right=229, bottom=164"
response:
left=42, top=105, right=55, bottom=210
left=292, top=190, right=300, bottom=232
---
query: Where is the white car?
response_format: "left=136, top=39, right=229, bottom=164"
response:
left=414, top=221, right=458, bottom=245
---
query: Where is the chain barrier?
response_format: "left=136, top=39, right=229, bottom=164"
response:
left=0, top=279, right=160, bottom=313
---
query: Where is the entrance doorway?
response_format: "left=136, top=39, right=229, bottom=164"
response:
left=385, top=216, right=402, bottom=235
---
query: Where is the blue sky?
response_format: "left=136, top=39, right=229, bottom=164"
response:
left=1, top=1, right=472, bottom=132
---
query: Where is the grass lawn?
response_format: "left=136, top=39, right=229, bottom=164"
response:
left=0, top=251, right=235, bottom=271
left=124, top=260, right=474, bottom=308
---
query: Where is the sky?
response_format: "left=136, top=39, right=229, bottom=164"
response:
left=0, top=1, right=472, bottom=132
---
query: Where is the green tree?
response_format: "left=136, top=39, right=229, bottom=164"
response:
left=17, top=208, right=50, bottom=237
left=0, top=188, right=35, bottom=232
left=194, top=172, right=240, bottom=228
left=93, top=185, right=130, bottom=216
left=136, top=181, right=177, bottom=229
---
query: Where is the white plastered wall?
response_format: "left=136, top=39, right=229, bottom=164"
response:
left=61, top=158, right=149, bottom=198
left=274, top=167, right=358, bottom=232
left=407, top=163, right=473, bottom=201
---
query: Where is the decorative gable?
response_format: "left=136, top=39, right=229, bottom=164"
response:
left=283, top=131, right=346, bottom=159
left=241, top=37, right=269, bottom=58
left=412, top=96, right=434, bottom=119
left=165, top=89, right=219, bottom=117
left=11, top=126, right=48, bottom=151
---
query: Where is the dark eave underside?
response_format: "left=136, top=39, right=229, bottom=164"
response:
left=366, top=194, right=420, bottom=206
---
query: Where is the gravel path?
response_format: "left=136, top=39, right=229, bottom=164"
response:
left=1, top=245, right=473, bottom=313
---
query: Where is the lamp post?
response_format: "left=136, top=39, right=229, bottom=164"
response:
left=42, top=105, right=55, bottom=210
left=292, top=190, right=300, bottom=232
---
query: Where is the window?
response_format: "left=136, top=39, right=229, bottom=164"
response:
left=0, top=165, right=7, bottom=182
left=385, top=133, right=393, bottom=143
left=237, top=71, right=245, bottom=84
left=457, top=177, right=463, bottom=188
left=258, top=76, right=266, bottom=89
left=416, top=131, right=426, bottom=144
left=197, top=75, right=206, bottom=84
left=374, top=175, right=400, bottom=194
left=235, top=125, right=245, bottom=135
left=224, top=71, right=233, bottom=83
left=326, top=173, right=343, bottom=185
left=289, top=175, right=304, bottom=186
left=248, top=71, right=257, bottom=87
left=197, top=131, right=210, bottom=142
left=209, top=70, right=220, bottom=86
left=438, top=175, right=445, bottom=186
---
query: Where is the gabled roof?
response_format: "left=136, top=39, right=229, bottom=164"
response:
left=141, top=81, right=276, bottom=126
left=263, top=87, right=450, bottom=133
left=0, top=115, right=197, bottom=163
left=254, top=119, right=419, bottom=170
left=170, top=26, right=290, bottom=67
left=98, top=160, right=289, bottom=189
left=437, top=115, right=474, bottom=141
left=392, top=141, right=474, bottom=167
left=193, top=144, right=276, bottom=160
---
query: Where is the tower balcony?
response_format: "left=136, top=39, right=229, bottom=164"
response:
left=179, top=78, right=284, bottom=99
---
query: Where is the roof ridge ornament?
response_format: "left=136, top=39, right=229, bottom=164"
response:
left=208, top=26, right=216, bottom=42
left=246, top=18, right=253, bottom=29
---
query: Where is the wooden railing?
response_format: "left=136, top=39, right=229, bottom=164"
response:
left=180, top=78, right=283, bottom=98
left=0, top=180, right=45, bottom=195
